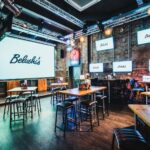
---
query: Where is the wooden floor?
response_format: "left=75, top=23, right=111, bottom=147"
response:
left=0, top=97, right=134, bottom=150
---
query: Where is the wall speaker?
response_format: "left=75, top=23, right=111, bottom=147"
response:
left=60, top=49, right=65, bottom=58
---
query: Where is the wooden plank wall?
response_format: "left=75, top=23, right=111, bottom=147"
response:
left=38, top=79, right=47, bottom=92
left=7, top=81, right=20, bottom=95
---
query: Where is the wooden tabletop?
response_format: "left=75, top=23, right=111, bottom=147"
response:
left=141, top=92, right=150, bottom=96
left=128, top=104, right=150, bottom=127
left=8, top=86, right=37, bottom=92
left=50, top=82, right=68, bottom=87
left=58, top=86, right=107, bottom=96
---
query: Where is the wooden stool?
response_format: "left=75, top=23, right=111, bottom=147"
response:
left=80, top=100, right=99, bottom=131
left=96, top=95, right=109, bottom=119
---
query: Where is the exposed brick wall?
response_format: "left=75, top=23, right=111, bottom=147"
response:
left=56, top=17, right=150, bottom=81
left=55, top=44, right=68, bottom=80
left=90, top=17, right=150, bottom=80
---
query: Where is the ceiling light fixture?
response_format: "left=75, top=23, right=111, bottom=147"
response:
left=147, top=8, right=150, bottom=15
left=80, top=36, right=85, bottom=43
left=104, top=27, right=113, bottom=36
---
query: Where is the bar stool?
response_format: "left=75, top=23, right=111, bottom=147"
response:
left=80, top=100, right=99, bottom=131
left=96, top=94, right=109, bottom=119
left=27, top=94, right=41, bottom=115
left=51, top=87, right=61, bottom=105
left=3, top=95, right=19, bottom=119
left=111, top=128, right=150, bottom=150
left=10, top=97, right=27, bottom=128
left=54, top=101, right=76, bottom=137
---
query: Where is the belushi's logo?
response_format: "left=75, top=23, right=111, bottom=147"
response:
left=10, top=54, right=40, bottom=65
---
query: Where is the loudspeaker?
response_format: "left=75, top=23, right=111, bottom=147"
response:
left=60, top=49, right=65, bottom=58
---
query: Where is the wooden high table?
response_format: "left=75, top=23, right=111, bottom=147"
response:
left=58, top=86, right=107, bottom=98
left=49, top=82, right=68, bottom=89
left=8, top=87, right=37, bottom=118
left=128, top=104, right=150, bottom=143
left=141, top=92, right=150, bottom=104
left=7, top=86, right=37, bottom=94
left=58, top=86, right=107, bottom=106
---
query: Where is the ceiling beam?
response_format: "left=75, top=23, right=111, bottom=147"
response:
left=20, top=6, right=73, bottom=33
left=32, top=0, right=84, bottom=28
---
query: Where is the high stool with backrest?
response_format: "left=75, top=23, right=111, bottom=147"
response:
left=111, top=128, right=150, bottom=150
left=54, top=101, right=76, bottom=137
left=79, top=100, right=99, bottom=131
left=96, top=94, right=109, bottom=119
left=3, top=95, right=19, bottom=119
left=10, top=97, right=27, bottom=128
left=51, top=87, right=61, bottom=105
left=26, top=94, right=41, bottom=116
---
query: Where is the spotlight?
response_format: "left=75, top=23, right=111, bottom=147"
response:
left=97, top=21, right=104, bottom=32
left=0, top=0, right=4, bottom=9
left=104, top=27, right=113, bottom=36
left=148, top=8, right=150, bottom=15
left=80, top=36, right=85, bottom=43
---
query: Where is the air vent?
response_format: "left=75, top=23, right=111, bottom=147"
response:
left=65, top=0, right=101, bottom=12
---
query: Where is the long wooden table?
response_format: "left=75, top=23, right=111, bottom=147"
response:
left=129, top=104, right=150, bottom=127
left=58, top=86, right=107, bottom=97
left=49, top=82, right=68, bottom=89
left=7, top=86, right=37, bottom=93
left=129, top=104, right=150, bottom=143
left=141, top=92, right=150, bottom=104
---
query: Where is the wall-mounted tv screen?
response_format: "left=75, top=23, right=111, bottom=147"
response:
left=0, top=36, right=55, bottom=80
left=137, top=28, right=150, bottom=45
left=113, top=61, right=132, bottom=72
left=89, top=63, right=103, bottom=73
left=96, top=37, right=114, bottom=51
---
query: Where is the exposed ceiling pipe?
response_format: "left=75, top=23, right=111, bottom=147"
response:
left=3, top=0, right=21, bottom=16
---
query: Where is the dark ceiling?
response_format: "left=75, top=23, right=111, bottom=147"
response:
left=1, top=0, right=150, bottom=40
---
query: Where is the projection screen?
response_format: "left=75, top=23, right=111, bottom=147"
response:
left=0, top=37, right=55, bottom=80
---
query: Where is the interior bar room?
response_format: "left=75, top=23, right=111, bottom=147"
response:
left=0, top=0, right=150, bottom=150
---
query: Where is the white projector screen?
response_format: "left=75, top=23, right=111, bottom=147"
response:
left=89, top=63, right=103, bottom=73
left=113, top=61, right=132, bottom=72
left=0, top=37, right=55, bottom=80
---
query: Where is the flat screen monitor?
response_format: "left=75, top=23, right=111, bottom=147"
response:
left=0, top=36, right=55, bottom=80
left=113, top=61, right=132, bottom=72
left=137, top=28, right=150, bottom=45
left=89, top=63, right=103, bottom=73
left=96, top=37, right=114, bottom=51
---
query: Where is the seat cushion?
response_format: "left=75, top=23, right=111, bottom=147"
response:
left=114, top=128, right=150, bottom=150
left=65, top=96, right=78, bottom=102
left=57, top=101, right=74, bottom=108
